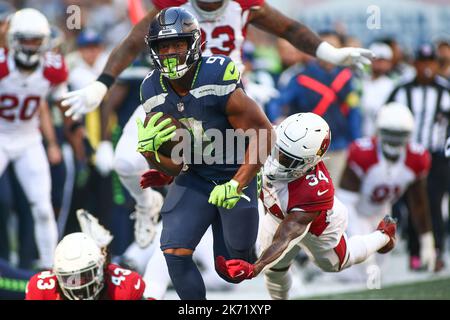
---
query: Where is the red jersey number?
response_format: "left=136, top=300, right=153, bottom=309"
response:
left=0, top=94, right=41, bottom=121
left=371, top=185, right=401, bottom=203
left=200, top=26, right=235, bottom=55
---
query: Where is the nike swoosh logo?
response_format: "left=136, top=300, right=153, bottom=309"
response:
left=317, top=189, right=329, bottom=196
left=230, top=65, right=236, bottom=75
left=235, top=270, right=245, bottom=278
left=134, top=279, right=141, bottom=290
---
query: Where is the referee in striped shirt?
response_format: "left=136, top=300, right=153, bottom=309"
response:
left=388, top=43, right=450, bottom=271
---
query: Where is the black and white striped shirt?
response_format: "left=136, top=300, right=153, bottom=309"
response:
left=387, top=77, right=450, bottom=154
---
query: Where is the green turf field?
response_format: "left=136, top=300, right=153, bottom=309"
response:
left=302, top=277, right=450, bottom=300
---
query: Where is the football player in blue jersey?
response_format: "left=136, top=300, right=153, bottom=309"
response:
left=135, top=7, right=274, bottom=300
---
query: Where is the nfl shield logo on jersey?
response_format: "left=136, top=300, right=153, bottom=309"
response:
left=177, top=102, right=184, bottom=112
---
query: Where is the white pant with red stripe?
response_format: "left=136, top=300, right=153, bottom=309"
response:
left=258, top=197, right=389, bottom=299
left=258, top=196, right=350, bottom=273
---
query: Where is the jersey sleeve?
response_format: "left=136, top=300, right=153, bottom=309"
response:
left=152, top=0, right=187, bottom=10
left=205, top=55, right=243, bottom=114
left=43, top=52, right=68, bottom=87
left=347, top=137, right=378, bottom=178
left=287, top=162, right=335, bottom=212
left=139, top=70, right=168, bottom=113
left=106, top=264, right=145, bottom=300
left=25, top=272, right=60, bottom=300
left=406, top=143, right=431, bottom=179
left=0, top=48, right=9, bottom=80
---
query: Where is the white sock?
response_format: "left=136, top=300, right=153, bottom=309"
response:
left=344, top=231, right=389, bottom=268
left=123, top=227, right=160, bottom=274
left=32, top=203, right=58, bottom=269
left=264, top=268, right=292, bottom=300
left=143, top=245, right=171, bottom=300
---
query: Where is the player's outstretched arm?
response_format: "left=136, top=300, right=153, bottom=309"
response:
left=249, top=3, right=375, bottom=69
left=62, top=9, right=159, bottom=120
left=253, top=210, right=318, bottom=276
left=216, top=210, right=319, bottom=282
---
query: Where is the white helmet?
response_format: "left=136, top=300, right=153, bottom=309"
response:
left=265, top=113, right=331, bottom=181
left=376, top=102, right=414, bottom=161
left=190, top=0, right=230, bottom=21
left=53, top=233, right=106, bottom=300
left=7, top=8, right=50, bottom=68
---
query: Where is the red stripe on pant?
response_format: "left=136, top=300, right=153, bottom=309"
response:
left=333, top=235, right=348, bottom=270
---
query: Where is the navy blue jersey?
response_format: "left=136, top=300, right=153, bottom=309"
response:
left=140, top=55, right=245, bottom=181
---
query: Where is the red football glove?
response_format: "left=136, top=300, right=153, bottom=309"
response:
left=215, top=256, right=255, bottom=283
left=140, top=169, right=174, bottom=188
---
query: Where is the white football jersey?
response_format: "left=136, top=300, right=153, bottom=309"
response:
left=347, top=137, right=431, bottom=217
left=0, top=48, right=68, bottom=140
left=152, top=0, right=265, bottom=73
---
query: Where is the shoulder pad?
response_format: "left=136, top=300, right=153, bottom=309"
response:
left=43, top=52, right=68, bottom=85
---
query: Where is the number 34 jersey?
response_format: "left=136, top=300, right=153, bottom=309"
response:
left=261, top=161, right=336, bottom=224
left=346, top=137, right=431, bottom=217
left=0, top=48, right=68, bottom=141
left=152, top=0, right=265, bottom=73
left=25, top=264, right=145, bottom=300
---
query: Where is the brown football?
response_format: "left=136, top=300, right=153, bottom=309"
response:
left=143, top=112, right=187, bottom=161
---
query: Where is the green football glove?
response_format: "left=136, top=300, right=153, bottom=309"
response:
left=208, top=179, right=250, bottom=210
left=136, top=112, right=176, bottom=162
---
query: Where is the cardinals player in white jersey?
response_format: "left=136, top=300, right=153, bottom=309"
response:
left=337, top=102, right=436, bottom=271
left=215, top=113, right=397, bottom=300
left=0, top=9, right=68, bottom=269
left=63, top=0, right=376, bottom=249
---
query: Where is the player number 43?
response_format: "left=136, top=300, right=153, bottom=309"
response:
left=111, top=267, right=132, bottom=286
left=36, top=271, right=56, bottom=290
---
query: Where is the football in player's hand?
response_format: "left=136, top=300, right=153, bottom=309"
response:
left=144, top=112, right=187, bottom=160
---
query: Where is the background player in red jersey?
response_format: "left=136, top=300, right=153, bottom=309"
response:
left=215, top=113, right=397, bottom=300
left=25, top=211, right=145, bottom=300
left=337, top=102, right=436, bottom=272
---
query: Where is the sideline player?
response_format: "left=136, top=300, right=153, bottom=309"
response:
left=0, top=9, right=68, bottom=269
left=216, top=113, right=397, bottom=300
left=337, top=102, right=436, bottom=271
